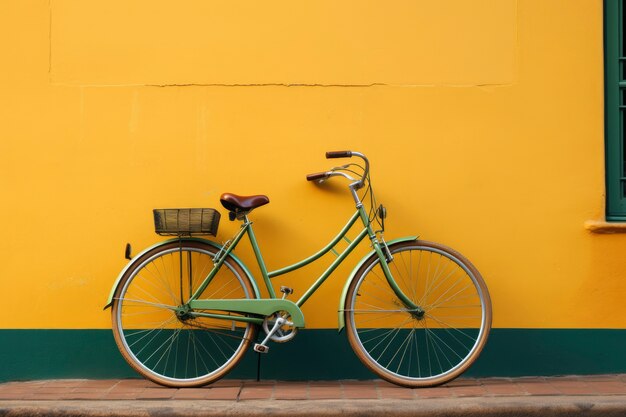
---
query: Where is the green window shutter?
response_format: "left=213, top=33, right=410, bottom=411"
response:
left=606, top=0, right=626, bottom=221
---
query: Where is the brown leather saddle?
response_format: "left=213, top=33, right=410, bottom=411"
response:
left=220, top=193, right=269, bottom=217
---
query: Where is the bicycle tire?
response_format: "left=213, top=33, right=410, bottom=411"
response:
left=111, top=240, right=257, bottom=387
left=344, top=240, right=491, bottom=387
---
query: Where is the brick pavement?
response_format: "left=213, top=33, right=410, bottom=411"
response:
left=1, top=374, right=626, bottom=401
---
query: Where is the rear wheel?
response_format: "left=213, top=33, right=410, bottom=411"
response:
left=345, top=240, right=491, bottom=387
left=111, top=240, right=257, bottom=387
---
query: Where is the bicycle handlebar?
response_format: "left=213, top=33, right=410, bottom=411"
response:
left=326, top=151, right=352, bottom=159
left=306, top=171, right=330, bottom=182
left=308, top=151, right=370, bottom=190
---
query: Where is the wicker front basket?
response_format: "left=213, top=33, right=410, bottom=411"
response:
left=153, top=208, right=220, bottom=236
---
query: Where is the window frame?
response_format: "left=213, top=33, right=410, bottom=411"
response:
left=605, top=0, right=626, bottom=221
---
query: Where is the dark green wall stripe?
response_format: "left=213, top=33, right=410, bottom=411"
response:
left=1, top=329, right=625, bottom=382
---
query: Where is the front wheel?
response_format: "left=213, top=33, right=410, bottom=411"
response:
left=344, top=240, right=491, bottom=387
left=111, top=240, right=258, bottom=387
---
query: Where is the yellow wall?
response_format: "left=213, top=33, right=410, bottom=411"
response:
left=1, top=0, right=623, bottom=330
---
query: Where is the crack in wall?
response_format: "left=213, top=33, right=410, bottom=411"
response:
left=144, top=82, right=514, bottom=88
left=48, top=0, right=52, bottom=82
left=49, top=82, right=515, bottom=89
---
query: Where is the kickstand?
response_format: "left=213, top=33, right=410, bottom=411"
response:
left=256, top=352, right=262, bottom=382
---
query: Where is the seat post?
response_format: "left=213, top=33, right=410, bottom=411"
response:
left=244, top=217, right=276, bottom=299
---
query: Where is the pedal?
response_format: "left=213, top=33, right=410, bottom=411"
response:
left=280, top=286, right=294, bottom=299
left=253, top=343, right=270, bottom=354
left=255, top=314, right=286, bottom=352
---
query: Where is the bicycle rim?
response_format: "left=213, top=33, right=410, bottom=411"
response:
left=111, top=241, right=256, bottom=387
left=345, top=241, right=491, bottom=387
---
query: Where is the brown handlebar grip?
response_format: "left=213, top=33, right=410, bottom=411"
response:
left=306, top=172, right=329, bottom=181
left=326, top=151, right=352, bottom=159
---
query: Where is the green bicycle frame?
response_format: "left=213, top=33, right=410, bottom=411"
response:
left=186, top=204, right=420, bottom=326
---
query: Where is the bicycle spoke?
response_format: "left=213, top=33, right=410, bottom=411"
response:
left=426, top=282, right=472, bottom=311
left=353, top=311, right=405, bottom=327
left=421, top=263, right=458, bottom=307
left=127, top=316, right=177, bottom=350
left=362, top=317, right=413, bottom=355
left=369, top=268, right=401, bottom=298
left=426, top=314, right=480, bottom=344
left=140, top=326, right=182, bottom=366
left=116, top=297, right=177, bottom=310
left=153, top=327, right=182, bottom=374
left=413, top=329, right=421, bottom=378
left=389, top=327, right=416, bottom=374
left=396, top=250, right=417, bottom=301
left=142, top=260, right=178, bottom=305
left=190, top=331, right=211, bottom=375
left=422, top=320, right=466, bottom=363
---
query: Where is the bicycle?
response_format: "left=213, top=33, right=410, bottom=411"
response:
left=104, top=151, right=492, bottom=388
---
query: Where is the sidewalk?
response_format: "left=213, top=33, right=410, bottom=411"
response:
left=1, top=375, right=626, bottom=416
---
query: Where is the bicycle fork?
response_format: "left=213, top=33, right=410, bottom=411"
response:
left=373, top=238, right=425, bottom=319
